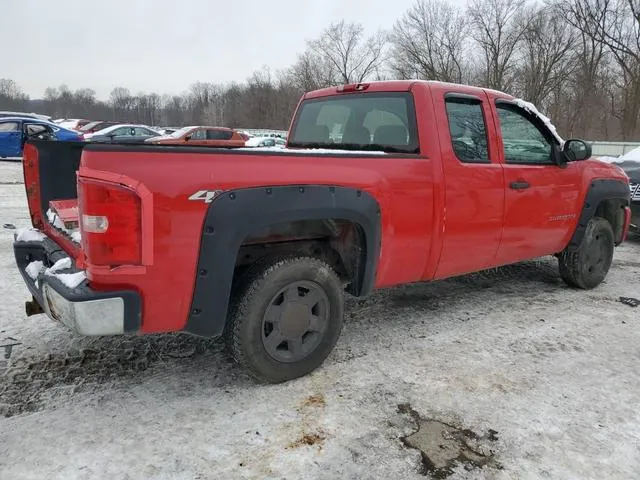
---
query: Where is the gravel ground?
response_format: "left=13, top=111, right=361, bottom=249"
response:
left=1, top=160, right=639, bottom=480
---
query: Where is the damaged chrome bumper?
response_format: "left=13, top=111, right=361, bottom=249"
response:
left=13, top=233, right=141, bottom=336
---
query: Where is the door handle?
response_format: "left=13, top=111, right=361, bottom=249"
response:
left=510, top=180, right=530, bottom=190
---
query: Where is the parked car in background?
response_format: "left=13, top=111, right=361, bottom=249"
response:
left=0, top=117, right=81, bottom=158
left=617, top=161, right=640, bottom=230
left=146, top=126, right=246, bottom=147
left=85, top=124, right=161, bottom=143
left=245, top=136, right=286, bottom=148
left=0, top=111, right=52, bottom=121
left=78, top=121, right=120, bottom=135
left=152, top=127, right=180, bottom=135
left=54, top=119, right=91, bottom=131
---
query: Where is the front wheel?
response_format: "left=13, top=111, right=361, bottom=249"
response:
left=226, top=256, right=344, bottom=383
left=559, top=217, right=614, bottom=289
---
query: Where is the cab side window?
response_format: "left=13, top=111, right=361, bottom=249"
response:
left=496, top=104, right=553, bottom=165
left=445, top=97, right=490, bottom=163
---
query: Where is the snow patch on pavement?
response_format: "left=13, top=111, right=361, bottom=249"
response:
left=1, top=162, right=640, bottom=480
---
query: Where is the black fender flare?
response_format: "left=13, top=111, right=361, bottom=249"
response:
left=184, top=185, right=381, bottom=337
left=569, top=179, right=630, bottom=247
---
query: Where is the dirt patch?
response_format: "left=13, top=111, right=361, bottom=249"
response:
left=287, top=431, right=326, bottom=449
left=397, top=404, right=501, bottom=478
left=299, top=393, right=326, bottom=409
left=285, top=392, right=328, bottom=450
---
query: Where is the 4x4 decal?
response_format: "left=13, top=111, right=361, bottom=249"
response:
left=188, top=190, right=222, bottom=203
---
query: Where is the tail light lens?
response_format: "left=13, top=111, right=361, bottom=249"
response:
left=78, top=177, right=141, bottom=266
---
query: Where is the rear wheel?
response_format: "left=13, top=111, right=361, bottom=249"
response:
left=226, top=256, right=344, bottom=383
left=559, top=217, right=614, bottom=289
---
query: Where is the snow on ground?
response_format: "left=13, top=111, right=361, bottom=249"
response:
left=1, top=161, right=640, bottom=479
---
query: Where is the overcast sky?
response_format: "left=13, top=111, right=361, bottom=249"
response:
left=2, top=0, right=465, bottom=100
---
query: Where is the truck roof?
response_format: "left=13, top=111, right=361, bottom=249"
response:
left=303, top=80, right=513, bottom=101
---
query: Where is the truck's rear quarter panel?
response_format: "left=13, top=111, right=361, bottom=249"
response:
left=80, top=146, right=436, bottom=333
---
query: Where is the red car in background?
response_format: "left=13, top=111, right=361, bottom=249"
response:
left=145, top=126, right=246, bottom=147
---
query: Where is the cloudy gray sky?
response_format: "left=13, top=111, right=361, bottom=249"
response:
left=2, top=0, right=465, bottom=99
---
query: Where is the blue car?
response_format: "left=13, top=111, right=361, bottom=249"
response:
left=0, top=117, right=82, bottom=158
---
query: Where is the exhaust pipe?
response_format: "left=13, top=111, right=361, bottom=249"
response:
left=25, top=297, right=44, bottom=316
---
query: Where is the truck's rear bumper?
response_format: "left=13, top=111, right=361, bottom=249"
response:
left=13, top=235, right=141, bottom=335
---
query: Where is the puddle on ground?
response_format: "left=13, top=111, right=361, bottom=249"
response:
left=398, top=404, right=501, bottom=478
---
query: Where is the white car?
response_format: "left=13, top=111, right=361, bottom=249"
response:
left=244, top=136, right=286, bottom=148
left=84, top=124, right=161, bottom=143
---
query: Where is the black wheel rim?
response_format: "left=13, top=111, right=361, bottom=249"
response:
left=261, top=280, right=330, bottom=363
left=584, top=232, right=610, bottom=276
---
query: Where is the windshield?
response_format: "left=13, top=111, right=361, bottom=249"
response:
left=288, top=92, right=419, bottom=154
left=169, top=126, right=196, bottom=138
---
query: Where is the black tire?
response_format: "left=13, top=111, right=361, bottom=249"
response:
left=226, top=256, right=344, bottom=383
left=559, top=217, right=614, bottom=289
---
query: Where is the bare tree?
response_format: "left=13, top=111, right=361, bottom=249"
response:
left=308, top=20, right=387, bottom=84
left=468, top=0, right=527, bottom=91
left=515, top=6, right=577, bottom=106
left=390, top=0, right=469, bottom=82
left=288, top=50, right=337, bottom=91
left=560, top=0, right=640, bottom=139
left=109, top=87, right=135, bottom=121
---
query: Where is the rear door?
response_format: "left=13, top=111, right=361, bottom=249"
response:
left=491, top=100, right=582, bottom=264
left=0, top=121, right=23, bottom=157
left=432, top=91, right=505, bottom=279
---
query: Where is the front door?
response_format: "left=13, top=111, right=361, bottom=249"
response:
left=492, top=101, right=582, bottom=265
left=433, top=92, right=505, bottom=279
left=0, top=121, right=23, bottom=157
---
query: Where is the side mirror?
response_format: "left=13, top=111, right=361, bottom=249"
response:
left=563, top=139, right=592, bottom=162
left=184, top=135, right=191, bottom=141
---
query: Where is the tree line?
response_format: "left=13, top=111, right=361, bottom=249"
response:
left=2, top=0, right=640, bottom=141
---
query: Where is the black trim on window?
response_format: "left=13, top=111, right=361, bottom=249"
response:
left=444, top=92, right=483, bottom=102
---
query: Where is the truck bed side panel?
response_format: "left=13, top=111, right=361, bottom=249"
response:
left=79, top=146, right=435, bottom=334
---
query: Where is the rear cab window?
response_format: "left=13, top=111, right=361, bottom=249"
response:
left=288, top=92, right=419, bottom=154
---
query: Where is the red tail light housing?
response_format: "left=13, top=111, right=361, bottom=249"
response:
left=78, top=177, right=142, bottom=266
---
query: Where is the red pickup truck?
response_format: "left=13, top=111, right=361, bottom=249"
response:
left=13, top=80, right=632, bottom=383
